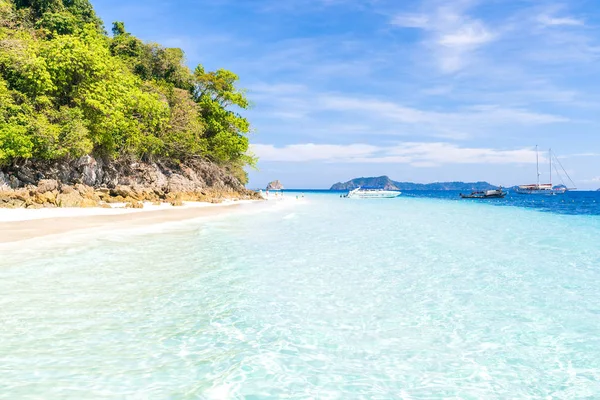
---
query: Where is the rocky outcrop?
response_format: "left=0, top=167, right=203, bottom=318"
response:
left=0, top=156, right=261, bottom=208
left=266, top=180, right=284, bottom=190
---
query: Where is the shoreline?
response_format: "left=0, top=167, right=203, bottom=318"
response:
left=0, top=200, right=267, bottom=245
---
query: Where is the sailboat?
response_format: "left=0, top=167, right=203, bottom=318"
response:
left=515, top=146, right=576, bottom=195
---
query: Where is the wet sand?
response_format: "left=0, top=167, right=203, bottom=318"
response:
left=0, top=201, right=267, bottom=244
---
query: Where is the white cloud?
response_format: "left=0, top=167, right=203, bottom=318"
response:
left=252, top=142, right=540, bottom=166
left=391, top=14, right=430, bottom=29
left=247, top=84, right=569, bottom=141
left=251, top=143, right=380, bottom=162
left=391, top=2, right=496, bottom=73
left=318, top=95, right=568, bottom=126
left=580, top=176, right=600, bottom=184
left=438, top=22, right=494, bottom=47
left=538, top=15, right=584, bottom=27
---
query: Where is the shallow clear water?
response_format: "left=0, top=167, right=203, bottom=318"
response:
left=2, top=195, right=600, bottom=398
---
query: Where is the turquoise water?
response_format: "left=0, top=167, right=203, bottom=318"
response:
left=2, top=195, right=600, bottom=398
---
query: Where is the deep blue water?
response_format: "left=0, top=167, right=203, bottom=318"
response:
left=281, top=189, right=600, bottom=216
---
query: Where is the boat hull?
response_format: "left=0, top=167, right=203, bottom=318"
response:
left=460, top=190, right=506, bottom=199
left=514, top=188, right=566, bottom=195
left=460, top=194, right=506, bottom=199
left=346, top=189, right=401, bottom=199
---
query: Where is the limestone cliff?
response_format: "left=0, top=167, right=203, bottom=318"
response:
left=0, top=156, right=261, bottom=208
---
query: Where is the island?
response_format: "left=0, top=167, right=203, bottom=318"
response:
left=266, top=180, right=284, bottom=190
left=331, top=176, right=498, bottom=191
left=0, top=0, right=259, bottom=208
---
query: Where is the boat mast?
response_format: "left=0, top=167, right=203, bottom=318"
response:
left=549, top=148, right=552, bottom=187
left=536, top=145, right=540, bottom=188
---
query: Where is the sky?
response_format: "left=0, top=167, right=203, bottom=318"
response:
left=93, top=0, right=600, bottom=189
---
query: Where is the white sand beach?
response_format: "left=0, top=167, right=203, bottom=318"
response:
left=0, top=195, right=304, bottom=245
left=0, top=200, right=259, bottom=244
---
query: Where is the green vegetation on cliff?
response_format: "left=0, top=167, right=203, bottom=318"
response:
left=0, top=0, right=254, bottom=182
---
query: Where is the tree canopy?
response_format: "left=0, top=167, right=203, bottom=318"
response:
left=0, top=0, right=255, bottom=182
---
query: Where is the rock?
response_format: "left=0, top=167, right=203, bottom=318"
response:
left=4, top=199, right=25, bottom=208
left=15, top=166, right=37, bottom=185
left=73, top=184, right=100, bottom=202
left=105, top=195, right=125, bottom=204
left=60, top=185, right=75, bottom=194
left=9, top=175, right=20, bottom=189
left=36, top=179, right=59, bottom=194
left=125, top=201, right=144, bottom=209
left=80, top=198, right=99, bottom=208
left=266, top=180, right=284, bottom=190
left=167, top=174, right=195, bottom=193
left=110, top=185, right=134, bottom=199
left=1, top=155, right=262, bottom=208
left=0, top=171, right=9, bottom=190
left=170, top=199, right=184, bottom=207
left=34, top=191, right=57, bottom=205
left=56, top=191, right=84, bottom=207
left=13, top=188, right=30, bottom=201
left=76, top=155, right=100, bottom=186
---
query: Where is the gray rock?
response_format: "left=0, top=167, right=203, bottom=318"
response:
left=36, top=179, right=59, bottom=194
left=266, top=180, right=284, bottom=190
left=77, top=155, right=99, bottom=186
left=0, top=171, right=9, bottom=190
left=1, top=155, right=254, bottom=204
left=9, top=175, right=20, bottom=189
left=15, top=166, right=37, bottom=185
left=167, top=174, right=196, bottom=193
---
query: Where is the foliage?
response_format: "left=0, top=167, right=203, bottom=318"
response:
left=0, top=0, right=254, bottom=182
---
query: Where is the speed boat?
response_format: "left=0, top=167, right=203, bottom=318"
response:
left=460, top=188, right=506, bottom=199
left=345, top=187, right=401, bottom=199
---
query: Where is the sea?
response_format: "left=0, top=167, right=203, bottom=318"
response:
left=1, top=190, right=600, bottom=398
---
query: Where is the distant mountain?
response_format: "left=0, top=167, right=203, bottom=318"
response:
left=331, top=176, right=400, bottom=191
left=330, top=176, right=498, bottom=191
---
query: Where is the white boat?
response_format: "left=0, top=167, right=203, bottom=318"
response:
left=515, top=146, right=575, bottom=195
left=346, top=187, right=401, bottom=199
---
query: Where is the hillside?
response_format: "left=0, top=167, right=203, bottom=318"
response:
left=330, top=176, right=498, bottom=191
left=0, top=0, right=259, bottom=206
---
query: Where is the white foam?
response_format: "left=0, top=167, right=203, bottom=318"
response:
left=0, top=199, right=256, bottom=222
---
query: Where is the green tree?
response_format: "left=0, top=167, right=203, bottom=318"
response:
left=192, top=65, right=253, bottom=166
left=0, top=0, right=255, bottom=179
left=111, top=21, right=124, bottom=36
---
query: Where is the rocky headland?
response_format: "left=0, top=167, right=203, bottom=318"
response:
left=0, top=156, right=261, bottom=209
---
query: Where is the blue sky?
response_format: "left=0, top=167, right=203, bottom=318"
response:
left=94, top=0, right=600, bottom=189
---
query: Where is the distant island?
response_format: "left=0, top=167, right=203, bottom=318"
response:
left=266, top=180, right=284, bottom=190
left=330, top=176, right=498, bottom=191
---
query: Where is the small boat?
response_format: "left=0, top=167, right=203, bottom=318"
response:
left=344, top=187, right=401, bottom=199
left=460, top=188, right=506, bottom=199
left=515, top=146, right=575, bottom=195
